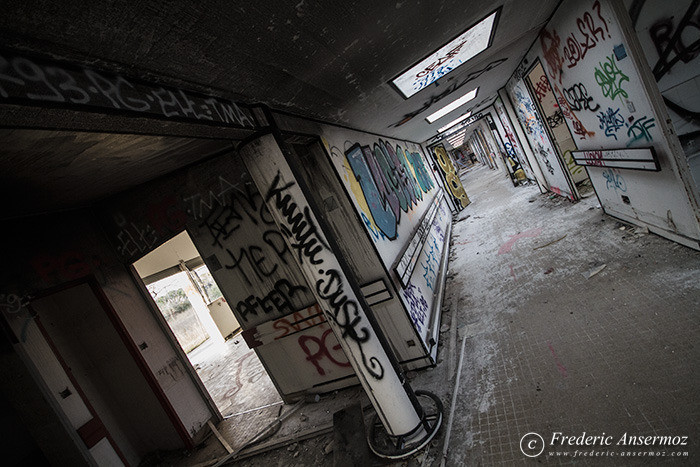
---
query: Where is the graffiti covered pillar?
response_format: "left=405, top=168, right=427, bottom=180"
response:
left=239, top=132, right=441, bottom=457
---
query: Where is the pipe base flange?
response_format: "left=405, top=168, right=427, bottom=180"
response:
left=367, top=390, right=444, bottom=460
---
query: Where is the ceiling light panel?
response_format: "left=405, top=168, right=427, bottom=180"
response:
left=390, top=9, right=499, bottom=98
left=426, top=88, right=478, bottom=123
left=438, top=112, right=472, bottom=133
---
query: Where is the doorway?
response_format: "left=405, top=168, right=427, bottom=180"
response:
left=133, top=231, right=283, bottom=417
left=525, top=60, right=593, bottom=197
left=27, top=280, right=179, bottom=466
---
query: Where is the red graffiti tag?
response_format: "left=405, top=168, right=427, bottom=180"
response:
left=548, top=342, right=569, bottom=378
left=31, top=251, right=101, bottom=283
left=298, top=327, right=351, bottom=376
left=497, top=228, right=543, bottom=255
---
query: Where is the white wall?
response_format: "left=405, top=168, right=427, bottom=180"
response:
left=531, top=0, right=700, bottom=245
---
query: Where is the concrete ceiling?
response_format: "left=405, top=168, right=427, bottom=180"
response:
left=0, top=0, right=560, bottom=218
left=0, top=129, right=232, bottom=218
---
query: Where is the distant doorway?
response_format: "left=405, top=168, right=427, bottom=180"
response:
left=525, top=60, right=592, bottom=197
left=133, top=231, right=282, bottom=417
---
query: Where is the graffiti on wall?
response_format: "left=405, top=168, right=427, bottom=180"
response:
left=241, top=305, right=352, bottom=377
left=561, top=0, right=611, bottom=68
left=420, top=236, right=441, bottom=290
left=401, top=284, right=429, bottom=334
left=626, top=115, right=656, bottom=147
left=494, top=98, right=532, bottom=179
left=597, top=107, right=626, bottom=139
left=430, top=145, right=470, bottom=209
left=563, top=83, right=600, bottom=112
left=0, top=50, right=256, bottom=128
left=629, top=0, right=700, bottom=128
left=344, top=140, right=434, bottom=240
left=177, top=173, right=316, bottom=324
left=266, top=172, right=384, bottom=380
left=298, top=325, right=352, bottom=376
left=602, top=168, right=627, bottom=193
left=512, top=86, right=560, bottom=176
left=539, top=16, right=597, bottom=140
left=594, top=54, right=630, bottom=103
left=533, top=73, right=552, bottom=101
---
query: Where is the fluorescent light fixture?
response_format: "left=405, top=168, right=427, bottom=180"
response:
left=426, top=88, right=478, bottom=123
left=447, top=131, right=467, bottom=148
left=390, top=9, right=499, bottom=98
left=447, top=129, right=467, bottom=147
left=438, top=112, right=472, bottom=133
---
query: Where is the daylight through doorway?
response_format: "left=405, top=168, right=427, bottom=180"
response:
left=133, top=231, right=282, bottom=417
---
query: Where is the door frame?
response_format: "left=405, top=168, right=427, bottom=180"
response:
left=523, top=58, right=580, bottom=200
left=30, top=276, right=195, bottom=451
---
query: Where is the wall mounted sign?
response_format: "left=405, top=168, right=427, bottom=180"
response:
left=571, top=147, right=660, bottom=171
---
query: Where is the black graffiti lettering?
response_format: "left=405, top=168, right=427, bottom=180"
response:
left=249, top=245, right=277, bottom=277
left=266, top=175, right=329, bottom=265
left=547, top=110, right=566, bottom=128
left=647, top=7, right=700, bottom=80
left=236, top=295, right=259, bottom=320
left=629, top=1, right=700, bottom=122
left=225, top=247, right=252, bottom=285
left=280, top=207, right=325, bottom=265
left=225, top=242, right=292, bottom=285
left=265, top=172, right=383, bottom=379
left=275, top=278, right=308, bottom=300
left=563, top=82, right=600, bottom=112
left=315, top=270, right=370, bottom=342
left=315, top=270, right=371, bottom=344
left=197, top=180, right=272, bottom=249
left=263, top=230, right=290, bottom=264
left=202, top=204, right=242, bottom=248
left=235, top=279, right=308, bottom=321
left=315, top=268, right=345, bottom=310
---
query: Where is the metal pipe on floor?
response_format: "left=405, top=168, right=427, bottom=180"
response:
left=440, top=332, right=468, bottom=467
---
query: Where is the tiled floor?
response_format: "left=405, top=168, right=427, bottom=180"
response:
left=432, top=164, right=700, bottom=465
left=187, top=334, right=282, bottom=416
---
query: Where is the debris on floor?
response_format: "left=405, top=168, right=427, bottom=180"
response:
left=584, top=263, right=607, bottom=279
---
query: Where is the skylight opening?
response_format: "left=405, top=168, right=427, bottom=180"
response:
left=390, top=9, right=499, bottom=98
left=438, top=112, right=472, bottom=133
left=426, top=88, right=478, bottom=123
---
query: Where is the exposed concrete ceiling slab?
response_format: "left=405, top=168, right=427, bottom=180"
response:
left=0, top=129, right=232, bottom=218
left=0, top=0, right=558, bottom=142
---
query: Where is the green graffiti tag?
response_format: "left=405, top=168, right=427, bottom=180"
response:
left=594, top=55, right=629, bottom=103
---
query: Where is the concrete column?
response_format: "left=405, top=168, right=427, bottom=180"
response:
left=239, top=132, right=425, bottom=439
